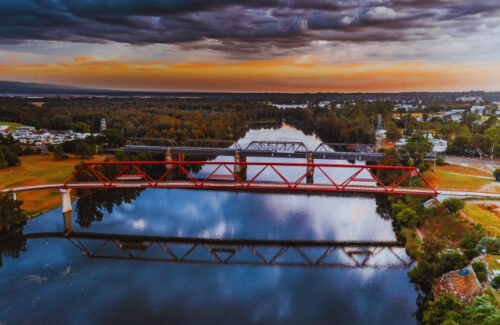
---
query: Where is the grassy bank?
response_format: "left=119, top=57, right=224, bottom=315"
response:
left=423, top=164, right=494, bottom=191
left=0, top=121, right=26, bottom=129
left=0, top=153, right=111, bottom=216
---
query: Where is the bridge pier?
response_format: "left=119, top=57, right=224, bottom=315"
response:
left=306, top=152, right=314, bottom=184
left=234, top=151, right=247, bottom=180
left=165, top=148, right=185, bottom=170
left=60, top=189, right=74, bottom=235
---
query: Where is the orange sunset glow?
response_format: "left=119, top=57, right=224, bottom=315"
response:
left=1, top=1, right=500, bottom=92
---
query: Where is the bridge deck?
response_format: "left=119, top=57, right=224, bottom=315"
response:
left=62, top=181, right=438, bottom=195
left=122, top=145, right=385, bottom=161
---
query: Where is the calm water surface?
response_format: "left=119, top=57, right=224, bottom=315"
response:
left=0, top=125, right=418, bottom=324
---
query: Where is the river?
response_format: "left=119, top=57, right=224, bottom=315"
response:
left=0, top=124, right=419, bottom=324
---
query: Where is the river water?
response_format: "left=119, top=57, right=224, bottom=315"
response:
left=0, top=124, right=418, bottom=324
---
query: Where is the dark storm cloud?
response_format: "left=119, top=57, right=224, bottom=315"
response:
left=1, top=0, right=499, bottom=55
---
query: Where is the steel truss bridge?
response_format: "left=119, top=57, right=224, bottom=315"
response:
left=22, top=232, right=412, bottom=268
left=121, top=139, right=385, bottom=161
left=63, top=161, right=438, bottom=196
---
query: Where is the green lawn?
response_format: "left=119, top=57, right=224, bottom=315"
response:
left=0, top=121, right=27, bottom=130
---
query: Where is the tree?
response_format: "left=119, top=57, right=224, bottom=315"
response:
left=475, top=237, right=500, bottom=253
left=442, top=198, right=465, bottom=214
left=0, top=192, right=24, bottom=230
left=423, top=292, right=464, bottom=325
left=402, top=133, right=433, bottom=165
left=75, top=142, right=93, bottom=159
left=440, top=250, right=467, bottom=273
left=462, top=294, right=500, bottom=325
left=53, top=147, right=68, bottom=161
left=102, top=128, right=124, bottom=147
left=395, top=208, right=421, bottom=228
left=4, top=151, right=20, bottom=166
left=0, top=150, right=6, bottom=168
left=73, top=122, right=91, bottom=133
left=408, top=236, right=446, bottom=282
left=386, top=122, right=401, bottom=141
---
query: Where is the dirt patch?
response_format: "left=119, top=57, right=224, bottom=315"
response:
left=433, top=266, right=482, bottom=304
left=380, top=138, right=395, bottom=148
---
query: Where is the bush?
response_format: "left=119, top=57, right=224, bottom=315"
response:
left=47, top=144, right=55, bottom=152
left=436, top=156, right=446, bottom=166
left=492, top=275, right=500, bottom=288
left=494, top=168, right=500, bottom=180
left=417, top=162, right=430, bottom=173
left=442, top=198, right=465, bottom=214
left=472, top=261, right=485, bottom=273
left=441, top=250, right=468, bottom=273
left=53, top=147, right=68, bottom=161
left=462, top=249, right=479, bottom=260
left=395, top=208, right=421, bottom=228
left=475, top=271, right=486, bottom=282
left=475, top=237, right=500, bottom=253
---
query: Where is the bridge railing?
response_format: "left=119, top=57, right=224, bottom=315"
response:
left=315, top=143, right=376, bottom=153
left=245, top=141, right=310, bottom=152
left=184, top=139, right=242, bottom=150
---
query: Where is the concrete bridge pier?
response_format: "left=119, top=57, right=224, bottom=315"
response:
left=306, top=152, right=314, bottom=184
left=165, top=148, right=184, bottom=171
left=234, top=151, right=247, bottom=181
left=60, top=189, right=74, bottom=235
left=165, top=148, right=173, bottom=170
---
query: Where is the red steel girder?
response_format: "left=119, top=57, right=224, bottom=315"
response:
left=63, top=161, right=438, bottom=196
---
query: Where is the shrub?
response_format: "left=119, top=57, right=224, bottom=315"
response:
left=475, top=271, right=486, bottom=282
left=440, top=250, right=468, bottom=273
left=462, top=249, right=478, bottom=260
left=395, top=208, right=421, bottom=228
left=475, top=237, right=500, bottom=253
left=492, top=275, right=500, bottom=288
left=53, top=147, right=68, bottom=161
left=417, top=163, right=430, bottom=173
left=494, top=168, right=500, bottom=180
left=442, top=198, right=465, bottom=214
left=436, top=156, right=446, bottom=166
left=472, top=261, right=485, bottom=273
left=47, top=144, right=55, bottom=152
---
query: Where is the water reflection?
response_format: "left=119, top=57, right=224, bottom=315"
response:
left=18, top=232, right=411, bottom=268
left=0, top=222, right=26, bottom=267
left=75, top=189, right=143, bottom=228
left=0, top=124, right=419, bottom=324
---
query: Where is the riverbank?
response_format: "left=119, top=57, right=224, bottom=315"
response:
left=0, top=153, right=112, bottom=216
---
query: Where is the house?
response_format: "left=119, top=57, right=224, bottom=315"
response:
left=0, top=125, right=9, bottom=133
left=471, top=105, right=486, bottom=116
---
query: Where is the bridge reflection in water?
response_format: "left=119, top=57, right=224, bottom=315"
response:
left=24, top=232, right=412, bottom=268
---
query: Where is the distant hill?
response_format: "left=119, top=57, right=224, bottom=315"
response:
left=0, top=80, right=105, bottom=95
left=1, top=80, right=500, bottom=101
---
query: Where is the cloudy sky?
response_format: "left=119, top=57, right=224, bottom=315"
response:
left=1, top=0, right=499, bottom=92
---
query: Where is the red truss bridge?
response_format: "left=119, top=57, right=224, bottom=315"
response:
left=63, top=161, right=438, bottom=196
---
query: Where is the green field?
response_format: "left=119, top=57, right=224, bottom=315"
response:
left=0, top=121, right=27, bottom=130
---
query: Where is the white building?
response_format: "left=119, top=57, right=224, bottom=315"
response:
left=471, top=105, right=486, bottom=116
